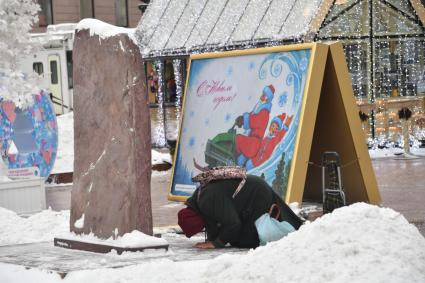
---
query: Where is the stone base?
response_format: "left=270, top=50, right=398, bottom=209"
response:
left=54, top=237, right=168, bottom=255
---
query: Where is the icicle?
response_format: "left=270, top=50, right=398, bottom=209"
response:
left=154, top=60, right=167, bottom=147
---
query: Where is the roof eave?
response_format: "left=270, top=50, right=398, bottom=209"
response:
left=141, top=36, right=307, bottom=60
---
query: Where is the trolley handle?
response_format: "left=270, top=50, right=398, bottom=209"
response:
left=321, top=151, right=341, bottom=165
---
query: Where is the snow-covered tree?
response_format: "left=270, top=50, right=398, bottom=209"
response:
left=0, top=0, right=40, bottom=108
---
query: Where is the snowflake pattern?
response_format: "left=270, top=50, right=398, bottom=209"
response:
left=278, top=92, right=288, bottom=107
left=299, top=57, right=309, bottom=72
left=188, top=137, right=195, bottom=148
left=226, top=66, right=233, bottom=77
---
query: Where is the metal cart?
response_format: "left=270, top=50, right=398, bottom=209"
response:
left=322, top=151, right=346, bottom=213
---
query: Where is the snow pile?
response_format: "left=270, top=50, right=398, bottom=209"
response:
left=51, top=111, right=73, bottom=174
left=0, top=207, right=166, bottom=248
left=0, top=207, right=69, bottom=246
left=211, top=203, right=425, bottom=282
left=2, top=203, right=424, bottom=282
left=76, top=18, right=136, bottom=44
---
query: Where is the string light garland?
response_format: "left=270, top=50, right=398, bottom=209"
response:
left=318, top=0, right=424, bottom=145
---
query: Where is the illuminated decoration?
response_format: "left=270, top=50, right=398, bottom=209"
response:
left=154, top=60, right=166, bottom=147
left=316, top=0, right=425, bottom=141
left=136, top=0, right=425, bottom=146
left=172, top=59, right=184, bottom=131
left=0, top=90, right=58, bottom=180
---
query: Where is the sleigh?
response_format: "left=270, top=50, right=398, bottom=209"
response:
left=204, top=128, right=237, bottom=167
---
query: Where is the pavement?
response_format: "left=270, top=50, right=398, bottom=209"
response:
left=46, top=155, right=425, bottom=236
left=372, top=157, right=425, bottom=235
left=0, top=234, right=246, bottom=276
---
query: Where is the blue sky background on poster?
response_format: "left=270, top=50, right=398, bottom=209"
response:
left=173, top=49, right=311, bottom=195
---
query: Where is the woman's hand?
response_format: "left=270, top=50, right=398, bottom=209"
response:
left=194, top=241, right=215, bottom=249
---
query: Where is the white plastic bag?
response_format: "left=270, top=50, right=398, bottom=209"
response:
left=255, top=204, right=295, bottom=246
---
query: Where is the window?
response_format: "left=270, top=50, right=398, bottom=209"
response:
left=38, top=0, right=53, bottom=27
left=66, top=51, right=73, bottom=89
left=33, top=62, right=44, bottom=75
left=50, top=61, right=58, bottom=84
left=115, top=0, right=128, bottom=27
left=80, top=0, right=95, bottom=19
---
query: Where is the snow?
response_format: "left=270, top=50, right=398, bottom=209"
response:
left=0, top=0, right=41, bottom=108
left=51, top=112, right=73, bottom=174
left=230, top=0, right=271, bottom=42
left=136, top=0, right=170, bottom=52
left=152, top=150, right=172, bottom=165
left=60, top=230, right=168, bottom=249
left=206, top=0, right=250, bottom=45
left=137, top=0, right=325, bottom=57
left=0, top=207, right=69, bottom=246
left=73, top=213, right=84, bottom=229
left=165, top=0, right=207, bottom=50
left=184, top=0, right=228, bottom=48
left=148, top=0, right=188, bottom=50
left=76, top=18, right=137, bottom=45
left=0, top=203, right=424, bottom=282
left=0, top=207, right=166, bottom=248
left=0, top=159, right=10, bottom=182
left=369, top=147, right=425, bottom=159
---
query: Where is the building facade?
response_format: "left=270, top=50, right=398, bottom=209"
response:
left=32, top=0, right=143, bottom=33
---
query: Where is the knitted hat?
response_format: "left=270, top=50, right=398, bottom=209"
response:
left=270, top=113, right=286, bottom=130
left=262, top=85, right=275, bottom=101
left=178, top=207, right=205, bottom=238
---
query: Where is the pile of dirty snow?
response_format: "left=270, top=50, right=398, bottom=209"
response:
left=1, top=203, right=424, bottom=282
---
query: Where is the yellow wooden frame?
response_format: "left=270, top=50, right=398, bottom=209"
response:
left=168, top=42, right=380, bottom=205
left=297, top=42, right=380, bottom=205
left=169, top=43, right=326, bottom=202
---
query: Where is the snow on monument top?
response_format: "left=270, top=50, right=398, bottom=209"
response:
left=76, top=18, right=137, bottom=44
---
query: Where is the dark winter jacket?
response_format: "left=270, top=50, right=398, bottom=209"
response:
left=185, top=175, right=303, bottom=248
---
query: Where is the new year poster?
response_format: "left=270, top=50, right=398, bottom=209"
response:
left=171, top=47, right=312, bottom=200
